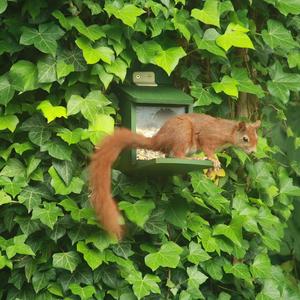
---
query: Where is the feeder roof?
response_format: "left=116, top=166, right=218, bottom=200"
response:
left=119, top=85, right=193, bottom=105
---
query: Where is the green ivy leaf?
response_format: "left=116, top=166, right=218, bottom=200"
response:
left=194, top=29, right=226, bottom=58
left=20, top=115, right=51, bottom=146
left=216, top=23, right=254, bottom=51
left=250, top=253, right=271, bottom=279
left=32, top=202, right=64, bottom=229
left=0, top=74, right=14, bottom=106
left=212, top=75, right=239, bottom=97
left=224, top=263, right=252, bottom=284
left=18, top=187, right=43, bottom=212
left=77, top=241, right=104, bottom=270
left=119, top=200, right=155, bottom=227
left=263, top=0, right=300, bottom=16
left=105, top=3, right=145, bottom=28
left=37, top=100, right=67, bottom=123
left=53, top=160, right=74, bottom=186
left=165, top=198, right=188, bottom=228
left=188, top=241, right=211, bottom=264
left=267, top=62, right=300, bottom=103
left=191, top=83, right=222, bottom=106
left=6, top=235, right=35, bottom=259
left=56, top=60, right=74, bottom=79
left=145, top=241, right=183, bottom=271
left=0, top=158, right=25, bottom=178
left=127, top=273, right=160, bottom=300
left=187, top=266, right=208, bottom=298
left=49, top=166, right=84, bottom=195
left=154, top=47, right=186, bottom=76
left=37, top=56, right=57, bottom=83
left=20, top=23, right=65, bottom=56
left=213, top=224, right=242, bottom=246
left=262, top=19, right=298, bottom=51
left=57, top=128, right=83, bottom=145
left=32, top=269, right=56, bottom=293
left=69, top=283, right=96, bottom=300
left=52, top=251, right=80, bottom=273
left=105, top=57, right=128, bottom=81
left=91, top=64, right=114, bottom=90
left=9, top=60, right=38, bottom=92
left=0, top=0, right=7, bottom=14
left=191, top=0, right=220, bottom=27
left=41, top=140, right=71, bottom=161
left=0, top=115, right=19, bottom=132
left=231, top=68, right=265, bottom=98
left=76, top=37, right=114, bottom=65
left=0, top=190, right=12, bottom=205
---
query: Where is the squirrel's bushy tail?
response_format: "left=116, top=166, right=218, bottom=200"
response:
left=89, top=128, right=153, bottom=239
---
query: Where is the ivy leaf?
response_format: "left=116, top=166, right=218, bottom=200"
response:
left=49, top=166, right=84, bottom=195
left=0, top=0, right=7, bottom=14
left=250, top=253, right=271, bottom=279
left=37, top=56, right=57, bottom=83
left=0, top=115, right=19, bottom=132
left=224, top=263, right=252, bottom=284
left=32, top=269, right=56, bottom=293
left=9, top=60, right=38, bottom=92
left=144, top=209, right=168, bottom=235
left=0, top=74, right=14, bottom=106
left=37, top=100, right=67, bottom=123
left=191, top=83, right=222, bottom=106
left=287, top=51, right=300, bottom=69
left=263, top=0, right=300, bottom=16
left=20, top=23, right=65, bottom=56
left=267, top=62, right=300, bottom=103
left=14, top=216, right=40, bottom=236
left=194, top=29, right=226, bottom=58
left=69, top=283, right=96, bottom=299
left=32, top=202, right=64, bottom=229
left=0, top=190, right=12, bottom=205
left=57, top=128, right=83, bottom=145
left=187, top=266, right=208, bottom=298
left=145, top=241, right=183, bottom=271
left=127, top=273, right=160, bottom=299
left=77, top=241, right=104, bottom=270
left=231, top=68, right=265, bottom=98
left=91, top=64, right=114, bottom=90
left=213, top=224, right=242, bottom=246
left=53, top=160, right=74, bottom=186
left=76, top=37, right=114, bottom=65
left=56, top=60, right=74, bottom=79
left=262, top=20, right=298, bottom=51
left=0, top=158, right=25, bottom=178
left=20, top=115, right=51, bottom=146
left=154, top=47, right=186, bottom=76
left=6, top=235, right=35, bottom=259
left=105, top=57, right=128, bottom=81
left=133, top=41, right=186, bottom=76
left=191, top=0, right=220, bottom=27
left=41, top=140, right=71, bottom=161
left=188, top=241, right=211, bottom=264
left=216, top=23, right=254, bottom=51
left=52, top=251, right=80, bottom=273
left=212, top=75, right=239, bottom=97
left=18, top=186, right=43, bottom=212
left=165, top=198, right=188, bottom=228
left=105, top=3, right=145, bottom=28
left=119, top=200, right=155, bottom=227
left=0, top=176, right=26, bottom=197
left=279, top=168, right=300, bottom=196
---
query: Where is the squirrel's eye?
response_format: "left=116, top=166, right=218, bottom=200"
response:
left=243, top=136, right=249, bottom=143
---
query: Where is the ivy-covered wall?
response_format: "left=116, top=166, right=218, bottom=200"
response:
left=0, top=0, right=300, bottom=299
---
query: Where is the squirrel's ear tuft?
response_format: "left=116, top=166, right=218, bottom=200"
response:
left=237, top=121, right=246, bottom=131
left=252, top=120, right=261, bottom=129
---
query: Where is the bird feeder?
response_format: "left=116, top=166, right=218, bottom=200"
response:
left=115, top=71, right=212, bottom=175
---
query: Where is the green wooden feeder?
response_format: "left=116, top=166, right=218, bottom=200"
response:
left=115, top=71, right=212, bottom=175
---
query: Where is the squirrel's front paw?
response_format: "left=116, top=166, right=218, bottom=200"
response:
left=211, top=158, right=221, bottom=170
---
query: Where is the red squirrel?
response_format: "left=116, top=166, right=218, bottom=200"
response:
left=89, top=113, right=261, bottom=239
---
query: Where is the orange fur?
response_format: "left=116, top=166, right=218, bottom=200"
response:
left=89, top=114, right=260, bottom=239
